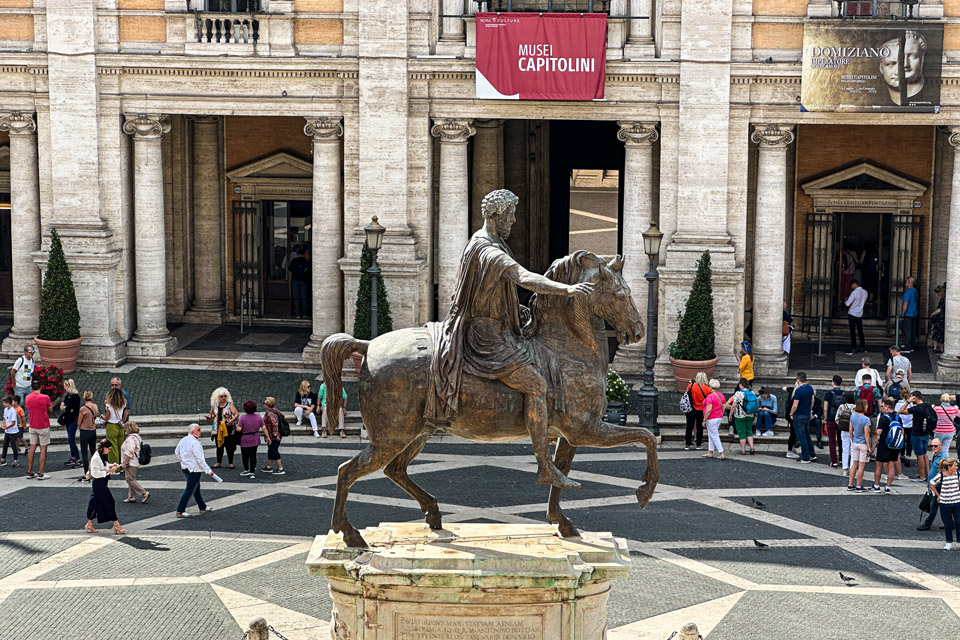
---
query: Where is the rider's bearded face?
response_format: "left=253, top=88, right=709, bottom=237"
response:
left=494, top=205, right=517, bottom=239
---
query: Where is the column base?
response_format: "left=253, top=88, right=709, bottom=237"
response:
left=936, top=354, right=960, bottom=382
left=624, top=40, right=656, bottom=59
left=184, top=305, right=225, bottom=325
left=612, top=344, right=646, bottom=377
left=126, top=335, right=179, bottom=357
left=1, top=330, right=39, bottom=357
left=301, top=336, right=332, bottom=365
left=752, top=349, right=789, bottom=379
left=435, top=39, right=466, bottom=57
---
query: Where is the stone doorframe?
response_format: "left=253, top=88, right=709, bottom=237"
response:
left=800, top=161, right=928, bottom=324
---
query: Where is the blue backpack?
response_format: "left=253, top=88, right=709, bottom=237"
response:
left=886, top=418, right=904, bottom=450
left=742, top=389, right=759, bottom=415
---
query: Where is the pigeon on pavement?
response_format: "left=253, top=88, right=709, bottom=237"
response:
left=840, top=572, right=856, bottom=583
left=753, top=539, right=769, bottom=549
left=752, top=498, right=767, bottom=509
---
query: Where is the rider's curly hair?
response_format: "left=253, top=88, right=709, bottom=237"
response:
left=480, top=189, right=519, bottom=219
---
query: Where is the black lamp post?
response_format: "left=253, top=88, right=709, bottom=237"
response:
left=364, top=215, right=386, bottom=339
left=637, top=222, right=663, bottom=434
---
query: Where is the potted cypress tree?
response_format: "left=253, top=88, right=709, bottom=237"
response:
left=668, top=250, right=718, bottom=391
left=351, top=244, right=393, bottom=372
left=34, top=229, right=83, bottom=373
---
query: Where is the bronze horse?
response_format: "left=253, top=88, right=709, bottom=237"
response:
left=321, top=251, right=660, bottom=548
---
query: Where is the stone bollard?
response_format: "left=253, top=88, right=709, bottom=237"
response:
left=678, top=621, right=701, bottom=640
left=246, top=617, right=269, bottom=640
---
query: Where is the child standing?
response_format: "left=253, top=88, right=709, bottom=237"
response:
left=13, top=396, right=26, bottom=454
left=1, top=396, right=19, bottom=467
left=835, top=391, right=856, bottom=474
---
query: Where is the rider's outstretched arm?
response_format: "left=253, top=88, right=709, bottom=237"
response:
left=506, top=264, right=593, bottom=297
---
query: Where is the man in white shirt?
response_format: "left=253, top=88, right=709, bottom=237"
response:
left=854, top=356, right=882, bottom=389
left=174, top=423, right=215, bottom=518
left=885, top=346, right=912, bottom=384
left=844, top=280, right=868, bottom=356
left=8, top=345, right=37, bottom=420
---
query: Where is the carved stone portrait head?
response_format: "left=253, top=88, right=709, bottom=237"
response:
left=480, top=189, right=520, bottom=240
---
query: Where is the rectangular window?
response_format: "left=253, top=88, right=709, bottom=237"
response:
left=480, top=0, right=608, bottom=13
left=205, top=0, right=261, bottom=12
left=568, top=169, right=619, bottom=260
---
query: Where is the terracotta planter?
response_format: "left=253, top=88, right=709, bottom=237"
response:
left=34, top=336, right=83, bottom=374
left=351, top=352, right=364, bottom=374
left=669, top=355, right=719, bottom=392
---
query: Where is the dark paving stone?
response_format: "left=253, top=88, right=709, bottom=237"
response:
left=128, top=453, right=358, bottom=484
left=186, top=324, right=311, bottom=353
left=729, top=494, right=932, bottom=540
left=707, top=591, right=956, bottom=640
left=216, top=551, right=331, bottom=622
left=607, top=551, right=742, bottom=628
left=153, top=493, right=429, bottom=537
left=576, top=457, right=843, bottom=490
left=1, top=584, right=242, bottom=640
left=562, top=499, right=811, bottom=543
left=672, top=545, right=916, bottom=589
left=877, top=546, right=960, bottom=589
left=0, top=537, right=84, bottom=579
left=356, top=464, right=636, bottom=508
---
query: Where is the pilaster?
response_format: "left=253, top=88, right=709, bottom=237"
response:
left=471, top=119, right=504, bottom=235
left=937, top=127, right=960, bottom=381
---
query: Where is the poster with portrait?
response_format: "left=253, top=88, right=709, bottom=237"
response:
left=801, top=22, right=943, bottom=112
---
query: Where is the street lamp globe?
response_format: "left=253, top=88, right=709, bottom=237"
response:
left=642, top=222, right=663, bottom=260
left=364, top=215, right=386, bottom=253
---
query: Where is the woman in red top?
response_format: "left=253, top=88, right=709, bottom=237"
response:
left=684, top=372, right=711, bottom=451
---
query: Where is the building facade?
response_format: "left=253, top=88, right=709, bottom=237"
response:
left=1, top=0, right=959, bottom=381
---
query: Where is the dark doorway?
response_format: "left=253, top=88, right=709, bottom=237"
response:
left=0, top=198, right=10, bottom=311
left=261, top=200, right=312, bottom=318
left=837, top=212, right=891, bottom=319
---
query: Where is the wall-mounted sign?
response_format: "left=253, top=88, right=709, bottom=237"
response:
left=800, top=22, right=943, bottom=113
left=475, top=12, right=607, bottom=101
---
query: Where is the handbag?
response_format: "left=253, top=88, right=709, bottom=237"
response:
left=679, top=388, right=693, bottom=414
left=57, top=412, right=69, bottom=426
left=781, top=320, right=790, bottom=337
left=919, top=491, right=933, bottom=513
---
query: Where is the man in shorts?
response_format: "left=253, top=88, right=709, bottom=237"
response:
left=24, top=380, right=53, bottom=480
left=900, top=390, right=933, bottom=483
left=872, top=398, right=900, bottom=493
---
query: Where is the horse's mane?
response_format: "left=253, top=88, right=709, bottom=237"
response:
left=527, top=251, right=598, bottom=334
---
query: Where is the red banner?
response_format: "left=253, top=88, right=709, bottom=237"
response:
left=475, top=12, right=607, bottom=101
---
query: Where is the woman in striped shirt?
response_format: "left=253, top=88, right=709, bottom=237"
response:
left=933, top=394, right=959, bottom=454
left=930, top=457, right=960, bottom=550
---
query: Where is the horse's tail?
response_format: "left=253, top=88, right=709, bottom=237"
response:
left=321, top=333, right=369, bottom=419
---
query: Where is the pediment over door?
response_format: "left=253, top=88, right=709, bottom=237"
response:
left=225, top=151, right=313, bottom=199
left=801, top=162, right=926, bottom=212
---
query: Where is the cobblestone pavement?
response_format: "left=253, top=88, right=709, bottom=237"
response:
left=1, top=436, right=960, bottom=639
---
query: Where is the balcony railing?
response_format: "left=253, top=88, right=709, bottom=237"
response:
left=194, top=13, right=260, bottom=43
left=473, top=0, right=610, bottom=12
left=835, top=0, right=919, bottom=18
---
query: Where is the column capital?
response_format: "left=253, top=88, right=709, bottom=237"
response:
left=304, top=116, right=343, bottom=141
left=942, top=125, right=960, bottom=149
left=123, top=114, right=170, bottom=140
left=185, top=114, right=220, bottom=126
left=751, top=123, right=795, bottom=149
left=0, top=112, right=37, bottom=136
left=617, top=121, right=659, bottom=147
left=431, top=118, right=476, bottom=143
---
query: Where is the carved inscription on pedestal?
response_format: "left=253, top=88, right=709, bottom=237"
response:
left=395, top=614, right=543, bottom=640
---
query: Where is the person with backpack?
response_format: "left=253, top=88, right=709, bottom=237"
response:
left=788, top=372, right=817, bottom=464
left=682, top=373, right=710, bottom=451
left=854, top=357, right=882, bottom=389
left=929, top=457, right=960, bottom=551
left=918, top=438, right=946, bottom=532
left=835, top=391, right=856, bottom=473
left=824, top=376, right=846, bottom=469
left=883, top=369, right=908, bottom=407
left=261, top=396, right=287, bottom=476
left=120, top=422, right=150, bottom=504
left=933, top=393, right=959, bottom=454
left=900, top=390, right=937, bottom=484
left=855, top=374, right=879, bottom=426
left=871, top=398, right=902, bottom=494
left=756, top=387, right=777, bottom=438
left=724, top=378, right=758, bottom=455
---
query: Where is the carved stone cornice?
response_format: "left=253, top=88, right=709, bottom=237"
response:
left=303, top=116, right=343, bottom=142
left=942, top=125, right=960, bottom=150
left=185, top=115, right=220, bottom=126
left=616, top=121, right=659, bottom=147
left=0, top=112, right=37, bottom=137
left=122, top=114, right=171, bottom=140
left=431, top=118, right=476, bottom=144
left=475, top=118, right=506, bottom=129
left=751, top=124, right=795, bottom=149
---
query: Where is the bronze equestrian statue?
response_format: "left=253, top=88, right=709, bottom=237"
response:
left=321, top=189, right=660, bottom=549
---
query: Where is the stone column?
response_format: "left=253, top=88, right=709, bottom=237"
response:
left=0, top=112, right=41, bottom=353
left=187, top=115, right=225, bottom=322
left=624, top=0, right=655, bottom=58
left=432, top=118, right=475, bottom=316
left=470, top=119, right=504, bottom=234
left=123, top=114, right=178, bottom=356
left=750, top=124, right=794, bottom=377
left=302, top=116, right=344, bottom=364
left=437, top=0, right=465, bottom=51
left=938, top=128, right=960, bottom=381
left=612, top=122, right=659, bottom=375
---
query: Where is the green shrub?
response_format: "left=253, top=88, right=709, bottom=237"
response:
left=606, top=369, right=630, bottom=404
left=37, top=229, right=81, bottom=341
left=668, top=250, right=716, bottom=361
left=353, top=245, right=393, bottom=340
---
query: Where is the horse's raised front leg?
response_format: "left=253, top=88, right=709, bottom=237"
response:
left=565, top=421, right=660, bottom=509
left=546, top=438, right=580, bottom=538
left=333, top=444, right=401, bottom=548
left=383, top=433, right=443, bottom=530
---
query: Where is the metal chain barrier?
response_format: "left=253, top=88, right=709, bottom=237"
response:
left=268, top=626, right=292, bottom=640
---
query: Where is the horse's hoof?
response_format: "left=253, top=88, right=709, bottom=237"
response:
left=537, top=468, right=581, bottom=490
left=342, top=528, right=369, bottom=549
left=425, top=512, right=443, bottom=530
left=636, top=484, right=653, bottom=509
left=549, top=516, right=580, bottom=538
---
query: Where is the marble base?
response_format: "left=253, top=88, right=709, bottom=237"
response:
left=306, top=522, right=632, bottom=640
left=126, top=335, right=179, bottom=357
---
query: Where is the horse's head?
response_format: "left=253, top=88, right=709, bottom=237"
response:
left=590, top=255, right=645, bottom=346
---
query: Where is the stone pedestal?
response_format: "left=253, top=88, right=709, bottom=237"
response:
left=307, top=523, right=631, bottom=640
